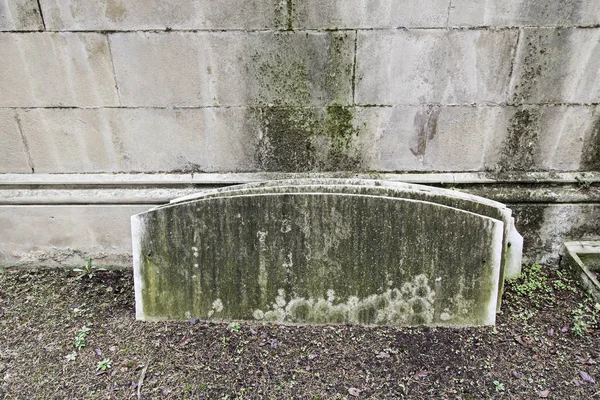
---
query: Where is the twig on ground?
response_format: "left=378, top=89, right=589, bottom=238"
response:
left=137, top=361, right=149, bottom=399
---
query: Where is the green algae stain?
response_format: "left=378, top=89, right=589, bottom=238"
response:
left=323, top=103, right=361, bottom=170
left=254, top=103, right=360, bottom=172
left=580, top=116, right=600, bottom=171
left=255, top=106, right=318, bottom=172
left=250, top=32, right=357, bottom=172
left=498, top=107, right=541, bottom=171
left=136, top=194, right=500, bottom=326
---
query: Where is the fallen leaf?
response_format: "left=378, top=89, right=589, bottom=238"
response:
left=348, top=387, right=361, bottom=397
left=514, top=335, right=527, bottom=346
left=547, top=328, right=554, bottom=337
left=270, top=339, right=278, bottom=349
left=539, top=389, right=550, bottom=398
left=576, top=355, right=596, bottom=365
left=513, top=371, right=522, bottom=379
left=249, top=328, right=257, bottom=335
left=579, top=370, right=595, bottom=384
left=308, top=354, right=318, bottom=360
left=178, top=337, right=190, bottom=346
left=109, top=346, right=117, bottom=352
left=189, top=318, right=199, bottom=325
left=94, top=348, right=102, bottom=357
left=376, top=352, right=390, bottom=359
left=413, top=370, right=430, bottom=380
left=561, top=325, right=569, bottom=333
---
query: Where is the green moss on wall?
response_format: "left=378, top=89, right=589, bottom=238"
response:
left=498, top=107, right=541, bottom=171
left=250, top=32, right=357, bottom=172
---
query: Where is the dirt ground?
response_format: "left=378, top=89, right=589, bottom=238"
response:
left=0, top=263, right=599, bottom=399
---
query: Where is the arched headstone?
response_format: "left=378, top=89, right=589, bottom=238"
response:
left=132, top=180, right=520, bottom=326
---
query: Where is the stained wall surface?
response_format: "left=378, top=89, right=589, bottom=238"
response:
left=0, top=0, right=598, bottom=266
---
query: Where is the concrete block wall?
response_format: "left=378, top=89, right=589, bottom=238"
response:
left=0, top=0, right=599, bottom=267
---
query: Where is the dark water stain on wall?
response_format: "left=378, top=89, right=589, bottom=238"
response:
left=249, top=31, right=359, bottom=172
left=510, top=204, right=547, bottom=257
left=511, top=29, right=570, bottom=104
left=580, top=116, right=600, bottom=171
left=410, top=106, right=441, bottom=158
left=497, top=107, right=541, bottom=171
left=104, top=0, right=128, bottom=22
left=253, top=104, right=361, bottom=172
left=517, top=0, right=584, bottom=25
left=254, top=106, right=318, bottom=172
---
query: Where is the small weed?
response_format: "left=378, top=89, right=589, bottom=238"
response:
left=71, top=304, right=89, bottom=318
left=572, top=300, right=599, bottom=337
left=221, top=336, right=230, bottom=346
left=493, top=380, right=505, bottom=392
left=65, top=351, right=77, bottom=361
left=576, top=176, right=593, bottom=190
left=508, top=263, right=555, bottom=306
left=73, top=258, right=106, bottom=280
left=96, top=358, right=112, bottom=371
left=74, top=326, right=91, bottom=350
left=230, top=322, right=241, bottom=333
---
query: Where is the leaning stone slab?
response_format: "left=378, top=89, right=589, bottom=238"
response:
left=172, top=179, right=523, bottom=282
left=561, top=241, right=600, bottom=304
left=133, top=181, right=506, bottom=326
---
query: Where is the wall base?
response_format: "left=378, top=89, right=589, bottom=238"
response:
left=1, top=171, right=598, bottom=268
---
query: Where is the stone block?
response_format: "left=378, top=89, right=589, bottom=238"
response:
left=39, top=0, right=286, bottom=31
left=0, top=110, right=31, bottom=173
left=0, top=0, right=43, bottom=30
left=134, top=181, right=505, bottom=325
left=509, top=28, right=600, bottom=104
left=0, top=205, right=150, bottom=267
left=293, top=0, right=448, bottom=29
left=0, top=33, right=118, bottom=107
left=358, top=104, right=600, bottom=173
left=248, top=105, right=376, bottom=172
left=449, top=0, right=600, bottom=27
left=109, top=31, right=354, bottom=107
left=16, top=108, right=256, bottom=173
left=356, top=30, right=518, bottom=105
left=356, top=106, right=510, bottom=171
left=495, top=105, right=600, bottom=172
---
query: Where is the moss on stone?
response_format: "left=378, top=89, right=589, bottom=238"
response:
left=581, top=116, right=600, bottom=171
left=135, top=193, right=502, bottom=326
left=498, top=107, right=541, bottom=171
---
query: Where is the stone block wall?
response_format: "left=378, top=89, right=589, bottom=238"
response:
left=0, top=0, right=599, bottom=267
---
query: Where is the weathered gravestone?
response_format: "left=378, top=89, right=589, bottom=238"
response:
left=132, top=179, right=522, bottom=326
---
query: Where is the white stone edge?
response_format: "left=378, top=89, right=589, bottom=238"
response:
left=168, top=179, right=510, bottom=210
left=485, top=219, right=505, bottom=326
left=505, top=218, right=524, bottom=279
left=563, top=241, right=600, bottom=254
left=1, top=171, right=598, bottom=186
left=131, top=213, right=145, bottom=320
